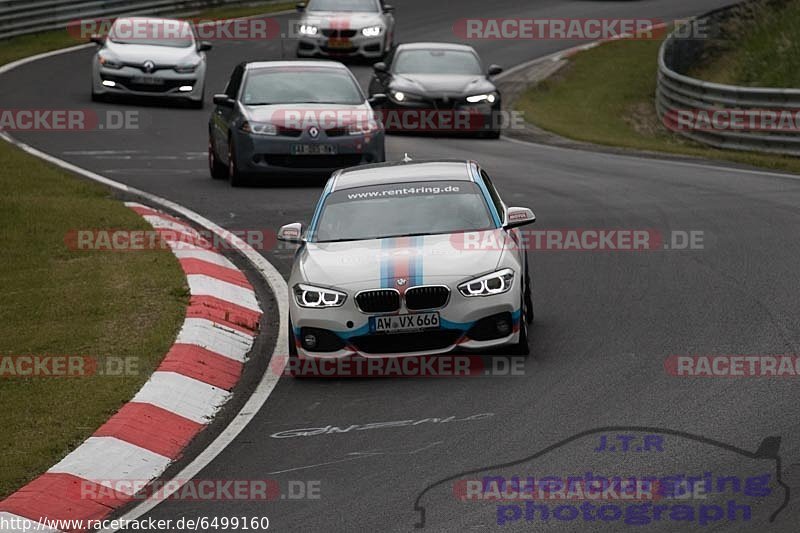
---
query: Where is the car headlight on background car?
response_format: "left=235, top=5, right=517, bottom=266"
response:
left=98, top=53, right=123, bottom=69
left=174, top=61, right=200, bottom=73
left=294, top=284, right=347, bottom=308
left=361, top=25, right=383, bottom=37
left=299, top=24, right=319, bottom=35
left=240, top=121, right=277, bottom=136
left=466, top=93, right=497, bottom=104
left=458, top=268, right=514, bottom=297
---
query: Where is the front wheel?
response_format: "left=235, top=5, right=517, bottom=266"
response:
left=510, top=290, right=530, bottom=356
left=227, top=138, right=246, bottom=187
left=208, top=136, right=227, bottom=179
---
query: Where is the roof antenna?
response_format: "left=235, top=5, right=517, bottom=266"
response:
left=402, top=153, right=413, bottom=163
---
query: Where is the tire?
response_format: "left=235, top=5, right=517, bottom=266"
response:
left=227, top=138, right=246, bottom=187
left=188, top=98, right=204, bottom=110
left=208, top=136, right=226, bottom=180
left=91, top=90, right=106, bottom=103
left=510, top=279, right=531, bottom=356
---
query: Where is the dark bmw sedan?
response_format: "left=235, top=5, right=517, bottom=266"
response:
left=367, top=42, right=503, bottom=137
left=209, top=61, right=386, bottom=186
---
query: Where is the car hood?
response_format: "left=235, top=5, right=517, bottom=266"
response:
left=242, top=102, right=372, bottom=126
left=302, top=11, right=385, bottom=29
left=103, top=41, right=198, bottom=65
left=298, top=231, right=509, bottom=289
left=391, top=74, right=494, bottom=96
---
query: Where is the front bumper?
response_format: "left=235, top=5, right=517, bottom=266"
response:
left=296, top=33, right=386, bottom=58
left=290, top=284, right=522, bottom=359
left=92, top=64, right=205, bottom=101
left=377, top=99, right=502, bottom=135
left=231, top=128, right=385, bottom=175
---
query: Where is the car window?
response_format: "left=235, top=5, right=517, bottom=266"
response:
left=109, top=19, right=195, bottom=48
left=241, top=68, right=364, bottom=105
left=313, top=181, right=495, bottom=242
left=393, top=50, right=483, bottom=75
left=308, top=0, right=378, bottom=12
left=225, top=64, right=245, bottom=99
left=480, top=170, right=505, bottom=221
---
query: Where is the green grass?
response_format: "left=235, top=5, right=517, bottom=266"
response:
left=0, top=1, right=295, bottom=67
left=0, top=142, right=188, bottom=498
left=688, top=0, right=800, bottom=87
left=515, top=32, right=800, bottom=174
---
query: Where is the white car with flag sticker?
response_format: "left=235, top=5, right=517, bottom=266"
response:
left=278, top=159, right=536, bottom=363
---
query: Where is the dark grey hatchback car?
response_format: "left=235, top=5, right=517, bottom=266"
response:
left=209, top=61, right=386, bottom=186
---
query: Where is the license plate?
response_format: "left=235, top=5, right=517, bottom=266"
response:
left=291, top=144, right=337, bottom=155
left=370, top=312, right=440, bottom=334
left=328, top=39, right=352, bottom=49
left=132, top=76, right=163, bottom=85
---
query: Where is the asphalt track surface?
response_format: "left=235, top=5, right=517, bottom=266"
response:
left=4, top=0, right=800, bottom=531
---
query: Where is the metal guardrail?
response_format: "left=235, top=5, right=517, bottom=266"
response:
left=655, top=4, right=800, bottom=156
left=0, top=0, right=284, bottom=40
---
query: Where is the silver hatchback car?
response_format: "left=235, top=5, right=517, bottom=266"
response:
left=295, top=0, right=395, bottom=60
left=91, top=17, right=210, bottom=108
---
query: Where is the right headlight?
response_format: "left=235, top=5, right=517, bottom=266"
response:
left=294, top=284, right=347, bottom=308
left=458, top=268, right=515, bottom=297
left=240, top=121, right=277, bottom=136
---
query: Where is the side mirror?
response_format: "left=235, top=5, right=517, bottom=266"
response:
left=278, top=223, right=304, bottom=243
left=198, top=41, right=212, bottom=52
left=383, top=4, right=395, bottom=13
left=504, top=207, right=535, bottom=228
left=90, top=35, right=105, bottom=45
left=296, top=2, right=306, bottom=12
left=373, top=61, right=387, bottom=73
left=213, top=94, right=235, bottom=107
left=368, top=93, right=387, bottom=106
left=488, top=64, right=503, bottom=77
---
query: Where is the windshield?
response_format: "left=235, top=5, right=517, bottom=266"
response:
left=241, top=68, right=364, bottom=105
left=313, top=181, right=495, bottom=242
left=308, top=0, right=378, bottom=12
left=109, top=20, right=195, bottom=48
left=393, top=50, right=483, bottom=75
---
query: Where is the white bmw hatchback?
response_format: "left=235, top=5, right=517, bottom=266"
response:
left=278, top=159, right=536, bottom=361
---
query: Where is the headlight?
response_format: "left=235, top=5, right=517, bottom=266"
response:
left=299, top=24, right=319, bottom=35
left=393, top=91, right=406, bottom=102
left=466, top=93, right=497, bottom=104
left=240, top=121, right=277, bottom=136
left=175, top=61, right=200, bottom=73
left=361, top=25, right=382, bottom=37
left=347, top=118, right=381, bottom=135
left=458, top=268, right=514, bottom=297
left=294, top=284, right=347, bottom=308
left=98, top=54, right=123, bottom=69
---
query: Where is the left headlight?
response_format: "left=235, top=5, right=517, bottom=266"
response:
left=466, top=93, right=498, bottom=104
left=299, top=24, right=319, bottom=35
left=458, top=268, right=514, bottom=297
left=175, top=61, right=200, bottom=73
left=98, top=53, right=123, bottom=69
left=347, top=118, right=381, bottom=135
left=294, top=283, right=347, bottom=308
left=361, top=25, right=383, bottom=37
